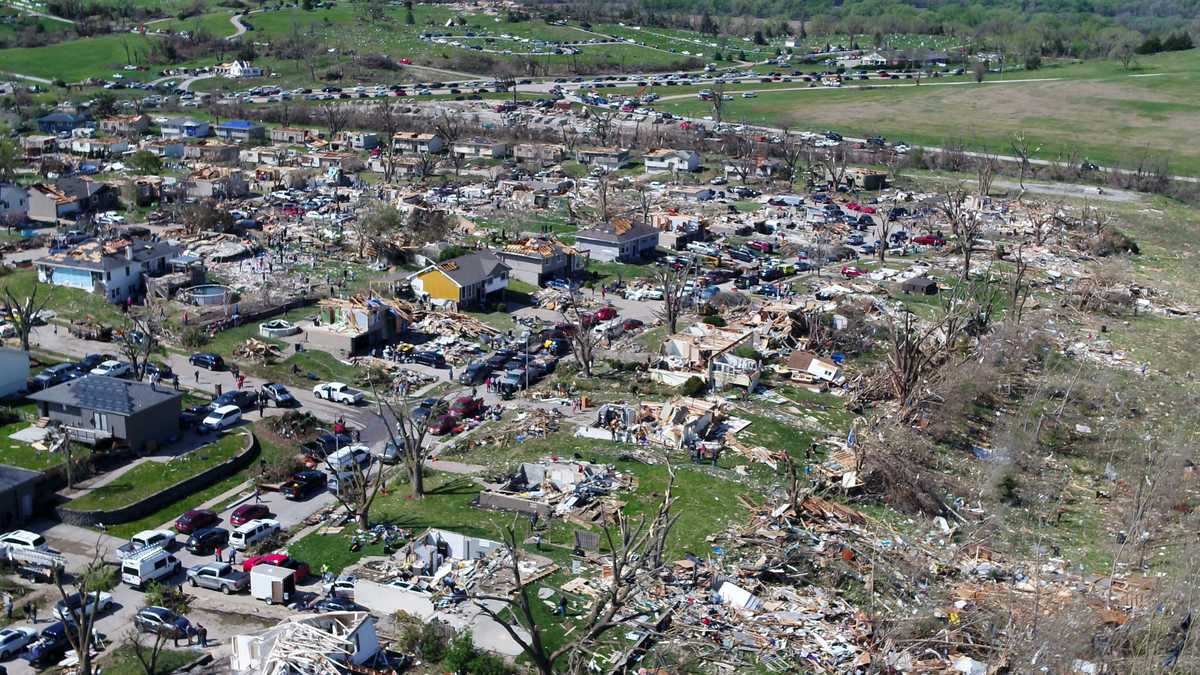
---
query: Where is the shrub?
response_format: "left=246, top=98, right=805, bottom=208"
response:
left=998, top=472, right=1020, bottom=506
left=733, top=345, right=761, bottom=361
left=419, top=620, right=449, bottom=662
left=178, top=325, right=210, bottom=349
left=438, top=245, right=470, bottom=262
left=701, top=315, right=726, bottom=327
left=679, top=376, right=705, bottom=397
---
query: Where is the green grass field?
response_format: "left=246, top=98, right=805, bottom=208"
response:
left=0, top=33, right=155, bottom=81
left=654, top=49, right=1200, bottom=175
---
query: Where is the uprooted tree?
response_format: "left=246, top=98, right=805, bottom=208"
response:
left=473, top=464, right=680, bottom=675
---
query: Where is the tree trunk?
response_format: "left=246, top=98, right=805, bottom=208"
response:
left=410, top=462, right=424, bottom=498
left=357, top=510, right=370, bottom=530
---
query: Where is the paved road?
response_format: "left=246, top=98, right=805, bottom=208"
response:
left=227, top=13, right=248, bottom=40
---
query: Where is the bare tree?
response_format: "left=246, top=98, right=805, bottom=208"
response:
left=1010, top=131, right=1038, bottom=192
left=817, top=144, right=849, bottom=192
left=596, top=173, right=610, bottom=222
left=3, top=281, right=51, bottom=353
left=940, top=185, right=984, bottom=280
left=561, top=288, right=600, bottom=377
left=117, top=311, right=162, bottom=382
left=473, top=464, right=680, bottom=675
left=52, top=540, right=110, bottom=675
left=884, top=285, right=977, bottom=411
left=413, top=151, right=436, bottom=180
left=371, top=385, right=440, bottom=499
left=433, top=109, right=463, bottom=148
left=976, top=153, right=997, bottom=200
left=126, top=623, right=172, bottom=675
left=653, top=264, right=692, bottom=334
left=318, top=102, right=348, bottom=140
left=876, top=201, right=896, bottom=264
left=322, top=442, right=388, bottom=530
left=372, top=102, right=400, bottom=182
left=778, top=131, right=813, bottom=186
left=588, top=108, right=619, bottom=146
left=560, top=126, right=581, bottom=156
left=709, top=80, right=727, bottom=125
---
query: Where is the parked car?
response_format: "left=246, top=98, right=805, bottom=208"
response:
left=312, top=597, right=362, bottom=613
left=412, top=351, right=447, bottom=369
left=199, top=405, right=242, bottom=433
left=134, top=607, right=190, bottom=639
left=75, top=353, right=113, bottom=373
left=29, top=364, right=79, bottom=391
left=213, top=390, right=258, bottom=411
left=180, top=404, right=214, bottom=429
left=840, top=266, right=865, bottom=278
left=187, top=562, right=249, bottom=594
left=228, top=519, right=281, bottom=551
left=0, top=626, right=37, bottom=659
left=301, top=432, right=353, bottom=459
left=174, top=509, right=217, bottom=534
left=242, top=553, right=309, bottom=583
left=89, top=360, right=130, bottom=378
left=448, top=396, right=484, bottom=420
left=594, top=307, right=618, bottom=321
left=312, top=382, right=364, bottom=405
left=54, top=592, right=113, bottom=621
left=281, top=470, right=326, bottom=500
left=429, top=414, right=461, bottom=436
left=26, top=621, right=75, bottom=666
left=116, top=529, right=175, bottom=558
left=621, top=318, right=645, bottom=331
left=913, top=234, right=946, bottom=246
left=229, top=504, right=270, bottom=527
left=185, top=527, right=229, bottom=555
left=0, top=530, right=48, bottom=552
left=189, top=353, right=224, bottom=370
left=259, top=383, right=297, bottom=407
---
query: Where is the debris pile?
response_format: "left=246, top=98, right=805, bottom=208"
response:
left=234, top=338, right=286, bottom=363
left=478, top=458, right=634, bottom=524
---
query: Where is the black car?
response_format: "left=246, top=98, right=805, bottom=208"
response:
left=281, top=470, right=327, bottom=500
left=412, top=351, right=446, bottom=368
left=145, top=362, right=174, bottom=379
left=485, top=349, right=516, bottom=370
left=180, top=404, right=214, bottom=429
left=75, top=353, right=113, bottom=372
left=29, top=364, right=80, bottom=392
left=213, top=390, right=258, bottom=411
left=25, top=621, right=75, bottom=667
left=410, top=398, right=448, bottom=425
left=189, top=353, right=224, bottom=370
left=301, top=432, right=353, bottom=458
left=312, top=597, right=362, bottom=612
left=186, top=527, right=229, bottom=555
left=457, top=362, right=492, bottom=386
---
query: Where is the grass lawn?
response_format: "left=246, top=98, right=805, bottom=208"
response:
left=0, top=414, right=63, bottom=471
left=68, top=429, right=249, bottom=512
left=98, top=646, right=195, bottom=675
left=586, top=260, right=655, bottom=283
left=201, top=305, right=317, bottom=357
left=245, top=349, right=360, bottom=391
left=0, top=34, right=156, bottom=82
left=0, top=268, right=125, bottom=326
left=100, top=428, right=298, bottom=540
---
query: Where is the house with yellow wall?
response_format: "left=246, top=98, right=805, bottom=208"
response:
left=411, top=251, right=510, bottom=310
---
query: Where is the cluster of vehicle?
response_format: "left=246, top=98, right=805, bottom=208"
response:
left=27, top=353, right=165, bottom=392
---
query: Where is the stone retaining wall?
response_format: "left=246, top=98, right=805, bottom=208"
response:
left=56, top=431, right=259, bottom=527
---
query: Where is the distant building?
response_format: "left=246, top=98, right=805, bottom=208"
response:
left=36, top=111, right=90, bottom=134
left=270, top=127, right=311, bottom=145
left=513, top=143, right=566, bottom=164
left=159, top=117, right=210, bottom=139
left=575, top=219, right=659, bottom=263
left=0, top=183, right=28, bottom=223
left=213, top=120, right=266, bottom=143
left=26, top=183, right=80, bottom=223
left=0, top=465, right=40, bottom=531
left=216, top=60, right=264, bottom=78
left=98, top=114, right=150, bottom=137
left=392, top=132, right=444, bottom=154
left=411, top=251, right=510, bottom=310
left=28, top=375, right=183, bottom=451
left=451, top=138, right=508, bottom=159
left=495, top=236, right=588, bottom=286
left=643, top=148, right=700, bottom=173
left=576, top=147, right=631, bottom=171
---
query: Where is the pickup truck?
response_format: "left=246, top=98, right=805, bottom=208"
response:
left=312, top=382, right=365, bottom=405
left=186, top=562, right=249, bottom=594
left=116, top=530, right=175, bottom=559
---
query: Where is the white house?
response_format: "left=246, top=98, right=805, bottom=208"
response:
left=392, top=132, right=444, bottom=154
left=35, top=239, right=179, bottom=304
left=159, top=117, right=209, bottom=139
left=216, top=60, right=264, bottom=79
left=643, top=148, right=700, bottom=173
left=451, top=138, right=509, bottom=159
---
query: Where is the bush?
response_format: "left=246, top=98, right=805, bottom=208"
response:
left=701, top=315, right=726, bottom=327
left=733, top=345, right=762, bottom=361
left=438, top=245, right=470, bottom=262
left=998, top=472, right=1020, bottom=506
left=444, top=632, right=513, bottom=674
left=419, top=620, right=449, bottom=662
left=178, top=325, right=210, bottom=349
left=679, top=376, right=705, bottom=397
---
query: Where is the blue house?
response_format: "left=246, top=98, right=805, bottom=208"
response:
left=159, top=117, right=210, bottom=139
left=213, top=119, right=265, bottom=143
left=36, top=111, right=91, bottom=134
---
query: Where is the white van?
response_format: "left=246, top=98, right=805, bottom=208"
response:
left=201, top=405, right=242, bottom=432
left=229, top=519, right=280, bottom=551
left=121, top=547, right=181, bottom=589
left=325, top=446, right=372, bottom=474
left=0, top=530, right=48, bottom=552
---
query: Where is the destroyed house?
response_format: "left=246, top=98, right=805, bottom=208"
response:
left=494, top=236, right=587, bottom=286
left=68, top=137, right=129, bottom=158
left=513, top=143, right=566, bottom=164
left=28, top=375, right=183, bottom=450
left=21, top=135, right=57, bottom=157
left=724, top=156, right=784, bottom=179
left=643, top=148, right=700, bottom=173
left=392, top=132, right=444, bottom=154
left=270, top=127, right=311, bottom=144
left=479, top=460, right=628, bottom=521
left=26, top=183, right=79, bottom=223
left=339, top=131, right=379, bottom=150
left=451, top=138, right=508, bottom=159
left=412, top=252, right=509, bottom=310
left=36, top=238, right=179, bottom=303
left=185, top=167, right=249, bottom=199
left=650, top=212, right=707, bottom=250
left=36, top=111, right=90, bottom=134
left=652, top=323, right=762, bottom=390
left=158, top=117, right=209, bottom=138
left=306, top=296, right=407, bottom=356
left=142, top=139, right=185, bottom=159
left=231, top=611, right=383, bottom=674
left=184, top=141, right=238, bottom=163
left=575, top=219, right=659, bottom=263
left=98, top=114, right=149, bottom=137
left=576, top=147, right=631, bottom=171
left=786, top=351, right=843, bottom=385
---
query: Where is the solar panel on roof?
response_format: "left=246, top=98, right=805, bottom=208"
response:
left=73, top=377, right=134, bottom=415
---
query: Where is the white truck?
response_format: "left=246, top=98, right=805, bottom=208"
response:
left=312, top=382, right=365, bottom=405
left=116, top=530, right=175, bottom=559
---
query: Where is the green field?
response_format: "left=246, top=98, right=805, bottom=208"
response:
left=0, top=33, right=157, bottom=81
left=654, top=49, right=1200, bottom=175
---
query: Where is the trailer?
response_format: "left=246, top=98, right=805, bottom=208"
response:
left=250, top=564, right=296, bottom=605
left=2, top=546, right=66, bottom=584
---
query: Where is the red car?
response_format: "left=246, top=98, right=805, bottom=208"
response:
left=242, top=554, right=310, bottom=583
left=845, top=202, right=861, bottom=212
left=841, top=266, right=865, bottom=278
left=175, top=509, right=218, bottom=534
left=230, top=503, right=270, bottom=527
left=860, top=206, right=877, bottom=214
left=449, top=396, right=484, bottom=419
left=622, top=318, right=645, bottom=331
left=913, top=235, right=946, bottom=246
left=399, top=57, right=412, bottom=65
left=429, top=414, right=461, bottom=436
left=594, top=307, right=618, bottom=321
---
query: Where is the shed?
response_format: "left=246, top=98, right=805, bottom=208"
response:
left=0, top=465, right=40, bottom=530
left=901, top=276, right=938, bottom=295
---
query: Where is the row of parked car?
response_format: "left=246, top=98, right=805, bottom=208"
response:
left=28, top=353, right=172, bottom=392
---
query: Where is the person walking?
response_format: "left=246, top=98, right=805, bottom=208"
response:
left=197, top=623, right=208, bottom=647
left=215, top=546, right=223, bottom=563
left=25, top=602, right=35, bottom=623
left=194, top=370, right=200, bottom=384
